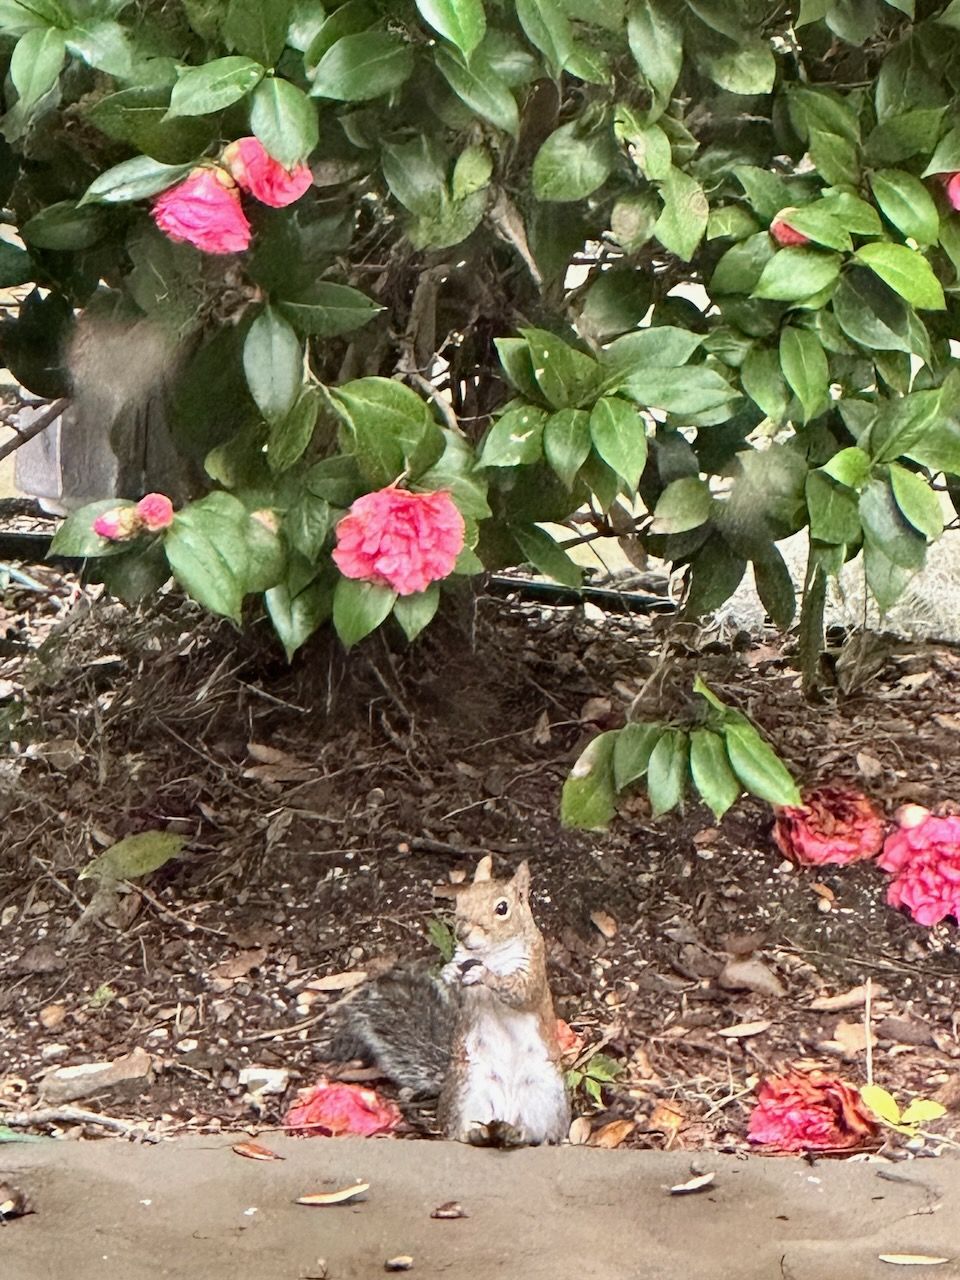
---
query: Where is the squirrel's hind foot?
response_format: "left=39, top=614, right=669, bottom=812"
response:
left=463, top=1120, right=528, bottom=1149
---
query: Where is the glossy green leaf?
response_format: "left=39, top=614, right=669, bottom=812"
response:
left=79, top=156, right=193, bottom=205
left=543, top=408, right=591, bottom=489
left=612, top=722, right=665, bottom=792
left=779, top=327, right=829, bottom=423
left=723, top=721, right=801, bottom=807
left=250, top=76, right=318, bottom=167
left=646, top=728, right=688, bottom=816
left=752, top=248, right=841, bottom=302
left=222, top=0, right=292, bottom=66
left=310, top=31, right=413, bottom=101
left=332, top=577, right=396, bottom=647
left=532, top=122, right=615, bottom=202
left=889, top=463, right=944, bottom=541
left=243, top=306, right=302, bottom=424
left=869, top=169, right=939, bottom=247
left=393, top=583, right=440, bottom=641
left=654, top=167, right=708, bottom=262
left=278, top=284, right=381, bottom=337
left=650, top=476, right=712, bottom=535
left=853, top=243, right=945, bottom=311
left=688, top=729, right=740, bottom=820
left=480, top=404, right=546, bottom=466
left=589, top=396, right=647, bottom=489
left=512, top=523, right=583, bottom=587
left=10, top=26, right=65, bottom=110
left=167, top=56, right=265, bottom=117
left=561, top=731, right=618, bottom=830
left=434, top=45, right=518, bottom=135
left=416, top=0, right=485, bottom=56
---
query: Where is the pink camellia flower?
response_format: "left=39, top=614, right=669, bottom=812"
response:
left=748, top=1069, right=876, bottom=1152
left=136, top=493, right=174, bottom=532
left=222, top=137, right=313, bottom=209
left=938, top=172, right=960, bottom=211
left=151, top=167, right=251, bottom=255
left=93, top=506, right=142, bottom=541
left=283, top=1080, right=402, bottom=1137
left=769, top=209, right=810, bottom=247
left=332, top=487, right=466, bottom=597
left=878, top=804, right=960, bottom=926
left=773, top=786, right=885, bottom=867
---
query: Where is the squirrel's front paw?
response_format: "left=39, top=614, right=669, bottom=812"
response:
left=458, top=959, right=485, bottom=986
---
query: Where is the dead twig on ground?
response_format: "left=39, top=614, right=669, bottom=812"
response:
left=0, top=1107, right=159, bottom=1141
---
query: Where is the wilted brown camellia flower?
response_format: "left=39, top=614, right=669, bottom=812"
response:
left=773, top=786, right=885, bottom=867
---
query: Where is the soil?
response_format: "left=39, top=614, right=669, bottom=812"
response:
left=2, top=566, right=960, bottom=1151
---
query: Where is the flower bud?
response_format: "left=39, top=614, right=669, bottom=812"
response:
left=769, top=210, right=810, bottom=247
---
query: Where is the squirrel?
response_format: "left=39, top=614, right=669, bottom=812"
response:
left=329, top=856, right=570, bottom=1147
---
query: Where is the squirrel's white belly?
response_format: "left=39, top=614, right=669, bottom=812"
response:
left=456, top=998, right=568, bottom=1143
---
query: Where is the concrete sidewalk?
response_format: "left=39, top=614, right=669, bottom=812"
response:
left=1, top=1137, right=957, bottom=1280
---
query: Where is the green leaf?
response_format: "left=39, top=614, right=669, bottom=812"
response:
left=434, top=45, right=518, bottom=135
left=266, top=570, right=332, bottom=660
left=853, top=243, right=945, bottom=311
left=267, top=387, right=318, bottom=472
left=832, top=269, right=917, bottom=355
left=615, top=108, right=671, bottom=181
left=332, top=577, right=396, bottom=647
left=167, top=56, right=265, bottom=118
left=922, top=125, right=960, bottom=177
left=752, top=248, right=841, bottom=302
left=689, top=729, right=740, bottom=820
left=331, top=377, right=441, bottom=487
left=452, top=143, right=493, bottom=199
left=516, top=0, right=573, bottom=75
left=626, top=0, right=682, bottom=121
left=416, top=0, right=485, bottom=56
left=711, top=232, right=776, bottom=294
left=859, top=478, right=926, bottom=569
left=561, top=731, right=618, bottom=830
left=0, top=239, right=33, bottom=286
left=864, top=538, right=915, bottom=613
left=79, top=832, right=185, bottom=884
left=481, top=404, right=546, bottom=466
left=860, top=1084, right=902, bottom=1126
left=612, top=722, right=665, bottom=792
left=512, top=523, right=583, bottom=587
left=775, top=203, right=851, bottom=252
left=779, top=327, right=829, bottom=423
left=589, top=396, right=647, bottom=489
left=164, top=492, right=252, bottom=622
left=278, top=283, right=381, bottom=337
left=579, top=268, right=653, bottom=344
left=869, top=170, right=939, bottom=247
left=683, top=539, right=746, bottom=616
left=22, top=200, right=105, bottom=249
left=393, top=583, right=440, bottom=641
left=10, top=26, right=65, bottom=110
left=871, top=385, right=956, bottom=465
left=754, top=546, right=797, bottom=628
left=889, top=463, right=943, bottom=541
left=601, top=326, right=702, bottom=380
left=733, top=165, right=793, bottom=221
left=723, top=721, right=800, bottom=807
left=808, top=128, right=860, bottom=187
left=654, top=167, right=708, bottom=262
left=250, top=77, right=318, bottom=167
left=49, top=499, right=138, bottom=559
left=741, top=347, right=789, bottom=423
left=805, top=471, right=861, bottom=544
left=79, top=156, right=193, bottom=206
left=86, top=87, right=216, bottom=165
left=898, top=1099, right=946, bottom=1126
left=650, top=476, right=712, bottom=535
left=310, top=31, right=414, bottom=101
left=618, top=367, right=738, bottom=417
left=243, top=306, right=302, bottom=424
left=222, top=0, right=292, bottom=66
left=647, top=728, right=688, bottom=817
left=381, top=135, right=446, bottom=217
left=697, top=39, right=774, bottom=95
left=532, top=122, right=615, bottom=202
left=521, top=328, right=597, bottom=409
left=821, top=446, right=871, bottom=488
left=543, top=408, right=591, bottom=489
left=66, top=19, right=135, bottom=79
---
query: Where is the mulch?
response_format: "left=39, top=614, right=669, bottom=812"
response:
left=2, top=565, right=959, bottom=1152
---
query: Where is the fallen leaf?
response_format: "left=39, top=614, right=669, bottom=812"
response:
left=304, top=971, right=368, bottom=993
left=568, top=1116, right=592, bottom=1145
left=590, top=909, right=618, bottom=940
left=232, top=1141, right=285, bottom=1162
left=717, top=1019, right=772, bottom=1039
left=556, top=1019, right=584, bottom=1057
left=211, top=948, right=268, bottom=981
left=531, top=710, right=552, bottom=745
left=822, top=1020, right=877, bottom=1059
left=649, top=1100, right=685, bottom=1145
left=385, top=1257, right=414, bottom=1272
left=430, top=1202, right=467, bottom=1219
left=669, top=1172, right=716, bottom=1196
left=809, top=984, right=886, bottom=1012
left=811, top=882, right=835, bottom=904
left=39, top=1004, right=66, bottom=1030
left=242, top=763, right=315, bottom=783
left=0, top=1183, right=30, bottom=1218
left=717, top=957, right=785, bottom=998
left=856, top=751, right=884, bottom=780
left=588, top=1119, right=635, bottom=1149
left=297, top=1182, right=370, bottom=1206
left=878, top=1256, right=951, bottom=1267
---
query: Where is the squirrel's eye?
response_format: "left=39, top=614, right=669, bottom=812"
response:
left=495, top=899, right=509, bottom=916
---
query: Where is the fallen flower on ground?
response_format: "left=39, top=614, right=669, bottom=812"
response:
left=747, top=1068, right=877, bottom=1151
left=284, top=1080, right=402, bottom=1137
left=772, top=785, right=885, bottom=867
left=878, top=804, right=960, bottom=926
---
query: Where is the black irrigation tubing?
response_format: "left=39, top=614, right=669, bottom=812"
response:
left=0, top=502, right=677, bottom=617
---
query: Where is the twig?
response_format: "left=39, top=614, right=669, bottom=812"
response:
left=0, top=398, right=69, bottom=465
left=238, top=1009, right=328, bottom=1043
left=0, top=1107, right=159, bottom=1141
left=864, top=976, right=874, bottom=1086
left=0, top=563, right=48, bottom=591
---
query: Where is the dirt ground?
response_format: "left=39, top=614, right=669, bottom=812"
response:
left=3, top=1137, right=959, bottom=1280
left=1, top=564, right=960, bottom=1153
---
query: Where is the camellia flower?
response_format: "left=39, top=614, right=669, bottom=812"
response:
left=772, top=786, right=885, bottom=867
left=93, top=506, right=142, bottom=541
left=222, top=137, right=313, bottom=208
left=878, top=804, right=960, bottom=926
left=938, top=172, right=960, bottom=211
left=136, top=493, right=174, bottom=532
left=332, top=488, right=466, bottom=597
left=748, top=1069, right=877, bottom=1152
left=769, top=209, right=810, bottom=247
left=283, top=1081, right=402, bottom=1137
left=151, top=167, right=251, bottom=255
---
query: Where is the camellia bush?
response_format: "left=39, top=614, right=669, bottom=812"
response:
left=5, top=0, right=960, bottom=821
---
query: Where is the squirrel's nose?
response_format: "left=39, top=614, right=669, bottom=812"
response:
left=457, top=923, right=484, bottom=948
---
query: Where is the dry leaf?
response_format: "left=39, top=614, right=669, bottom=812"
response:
left=211, top=948, right=267, bottom=981
left=811, top=882, right=835, bottom=904
left=568, top=1116, right=592, bottom=1145
left=242, top=763, right=315, bottom=784
left=39, top=1003, right=65, bottom=1030
left=232, top=1141, right=285, bottom=1162
left=649, top=1100, right=685, bottom=1144
left=297, top=1182, right=370, bottom=1206
left=531, top=710, right=552, bottom=745
left=385, top=1257, right=414, bottom=1272
left=822, top=1020, right=877, bottom=1059
left=857, top=751, right=884, bottom=780
left=430, top=1202, right=467, bottom=1220
left=809, top=984, right=886, bottom=1012
left=878, top=1257, right=950, bottom=1267
left=717, top=957, right=785, bottom=998
left=304, top=971, right=368, bottom=993
left=588, top=1119, right=635, bottom=1149
left=669, top=1172, right=716, bottom=1196
left=717, top=1019, right=772, bottom=1039
left=590, top=909, right=618, bottom=940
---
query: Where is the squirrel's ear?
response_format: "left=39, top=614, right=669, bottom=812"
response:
left=473, top=855, right=493, bottom=883
left=512, top=861, right=531, bottom=900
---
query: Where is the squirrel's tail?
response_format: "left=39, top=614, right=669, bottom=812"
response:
left=328, top=969, right=458, bottom=1096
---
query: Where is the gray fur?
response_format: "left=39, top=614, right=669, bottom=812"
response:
left=329, top=970, right=459, bottom=1096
